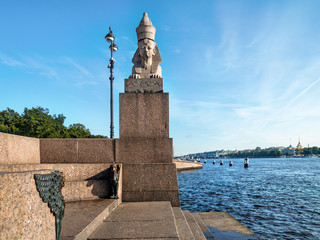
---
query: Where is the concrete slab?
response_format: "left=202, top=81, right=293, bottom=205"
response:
left=172, top=207, right=195, bottom=240
left=198, top=212, right=258, bottom=240
left=173, top=160, right=203, bottom=172
left=60, top=199, right=119, bottom=240
left=191, top=213, right=215, bottom=239
left=183, top=210, right=206, bottom=240
left=88, top=201, right=179, bottom=240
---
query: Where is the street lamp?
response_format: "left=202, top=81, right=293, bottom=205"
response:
left=105, top=27, right=118, bottom=139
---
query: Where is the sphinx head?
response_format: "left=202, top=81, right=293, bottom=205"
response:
left=138, top=39, right=156, bottom=69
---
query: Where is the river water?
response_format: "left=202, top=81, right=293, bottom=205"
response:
left=177, top=158, right=320, bottom=240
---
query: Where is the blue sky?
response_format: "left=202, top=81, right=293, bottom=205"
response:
left=1, top=1, right=320, bottom=155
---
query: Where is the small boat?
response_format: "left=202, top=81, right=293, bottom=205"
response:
left=229, top=160, right=233, bottom=166
left=196, top=157, right=200, bottom=162
left=220, top=160, right=224, bottom=165
left=204, top=160, right=207, bottom=163
left=213, top=160, right=216, bottom=164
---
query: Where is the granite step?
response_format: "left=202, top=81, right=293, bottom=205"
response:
left=60, top=199, right=120, bottom=240
left=182, top=210, right=206, bottom=240
left=191, top=213, right=215, bottom=239
left=172, top=207, right=195, bottom=240
left=88, top=201, right=179, bottom=240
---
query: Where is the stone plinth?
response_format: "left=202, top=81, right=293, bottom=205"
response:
left=119, top=93, right=169, bottom=138
left=121, top=163, right=180, bottom=207
left=40, top=138, right=115, bottom=163
left=116, top=138, right=172, bottom=163
left=0, top=132, right=40, bottom=164
left=0, top=170, right=55, bottom=240
left=125, top=78, right=163, bottom=93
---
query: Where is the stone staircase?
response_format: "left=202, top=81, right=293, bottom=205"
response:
left=58, top=201, right=257, bottom=240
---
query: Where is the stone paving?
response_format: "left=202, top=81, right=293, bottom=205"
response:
left=88, top=202, right=178, bottom=240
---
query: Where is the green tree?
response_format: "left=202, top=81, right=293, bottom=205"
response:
left=68, top=123, right=91, bottom=138
left=303, top=148, right=312, bottom=156
left=312, top=146, right=319, bottom=155
left=0, top=106, right=107, bottom=138
left=0, top=108, right=22, bottom=134
left=19, top=107, right=70, bottom=138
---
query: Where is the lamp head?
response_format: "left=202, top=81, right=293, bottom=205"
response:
left=109, top=43, right=118, bottom=52
left=105, top=27, right=115, bottom=43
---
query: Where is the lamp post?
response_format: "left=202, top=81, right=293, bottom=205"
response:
left=105, top=27, right=118, bottom=139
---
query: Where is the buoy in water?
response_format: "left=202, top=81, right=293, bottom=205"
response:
left=244, top=158, right=249, bottom=168
left=213, top=160, right=216, bottom=164
left=229, top=160, right=233, bottom=166
left=204, top=160, right=207, bottom=164
left=220, top=160, right=224, bottom=165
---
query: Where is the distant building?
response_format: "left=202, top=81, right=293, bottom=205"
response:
left=295, top=138, right=303, bottom=156
left=282, top=144, right=295, bottom=156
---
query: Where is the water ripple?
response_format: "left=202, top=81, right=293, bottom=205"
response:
left=178, top=158, right=320, bottom=240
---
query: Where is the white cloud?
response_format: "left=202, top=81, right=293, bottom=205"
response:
left=64, top=57, right=94, bottom=79
left=0, top=54, right=25, bottom=67
left=0, top=53, right=59, bottom=79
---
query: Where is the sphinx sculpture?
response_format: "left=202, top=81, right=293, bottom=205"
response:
left=130, top=12, right=162, bottom=79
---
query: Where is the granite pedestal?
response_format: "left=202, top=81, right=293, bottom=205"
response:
left=119, top=90, right=180, bottom=207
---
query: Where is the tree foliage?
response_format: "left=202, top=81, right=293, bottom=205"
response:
left=227, top=148, right=283, bottom=158
left=0, top=107, right=107, bottom=138
left=303, top=147, right=320, bottom=155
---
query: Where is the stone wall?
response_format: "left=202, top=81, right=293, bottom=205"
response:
left=0, top=170, right=55, bottom=240
left=1, top=163, right=121, bottom=202
left=0, top=132, right=40, bottom=164
left=40, top=138, right=115, bottom=163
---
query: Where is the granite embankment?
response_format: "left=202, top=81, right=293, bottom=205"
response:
left=173, top=159, right=203, bottom=172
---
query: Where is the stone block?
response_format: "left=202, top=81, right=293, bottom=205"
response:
left=78, top=139, right=114, bottom=163
left=122, top=164, right=141, bottom=192
left=40, top=139, right=77, bottom=163
left=141, top=163, right=178, bottom=191
left=121, top=163, right=180, bottom=207
left=119, top=93, right=169, bottom=138
left=116, top=138, right=172, bottom=164
left=40, top=139, right=115, bottom=163
left=122, top=163, right=178, bottom=192
left=0, top=132, right=40, bottom=164
left=125, top=78, right=163, bottom=93
left=0, top=170, right=55, bottom=240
